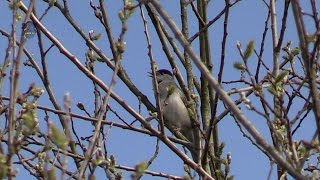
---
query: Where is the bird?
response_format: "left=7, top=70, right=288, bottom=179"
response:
left=153, top=69, right=200, bottom=162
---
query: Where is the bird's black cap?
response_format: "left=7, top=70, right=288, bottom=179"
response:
left=157, top=69, right=173, bottom=76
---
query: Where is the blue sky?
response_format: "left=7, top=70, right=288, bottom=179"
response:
left=0, top=0, right=315, bottom=179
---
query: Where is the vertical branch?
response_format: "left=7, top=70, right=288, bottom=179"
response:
left=270, top=0, right=279, bottom=75
left=8, top=1, right=35, bottom=179
left=7, top=1, right=18, bottom=178
left=196, top=0, right=217, bottom=175
left=197, top=0, right=211, bottom=134
left=275, top=0, right=290, bottom=52
left=197, top=2, right=212, bottom=171
left=209, top=0, right=231, bottom=175
left=180, top=0, right=194, bottom=91
left=98, top=0, right=117, bottom=57
left=139, top=5, right=165, bottom=135
left=270, top=0, right=285, bottom=178
left=180, top=0, right=202, bottom=167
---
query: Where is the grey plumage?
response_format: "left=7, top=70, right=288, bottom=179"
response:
left=155, top=69, right=200, bottom=162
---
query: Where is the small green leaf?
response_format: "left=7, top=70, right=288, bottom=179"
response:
left=306, top=32, right=317, bottom=43
left=125, top=0, right=135, bottom=17
left=218, top=142, right=225, bottom=156
left=291, top=47, right=300, bottom=56
left=30, top=87, right=44, bottom=98
left=243, top=40, right=255, bottom=61
left=275, top=71, right=288, bottom=84
left=0, top=154, right=8, bottom=179
left=297, top=145, right=307, bottom=157
left=17, top=13, right=23, bottom=21
left=267, top=87, right=276, bottom=95
left=233, top=62, right=246, bottom=71
left=109, top=155, right=116, bottom=172
left=91, top=33, right=101, bottom=41
left=282, top=41, right=291, bottom=52
left=282, top=55, right=293, bottom=62
left=275, top=83, right=284, bottom=92
left=115, top=41, right=125, bottom=53
left=87, top=50, right=97, bottom=61
left=9, top=1, right=21, bottom=10
left=93, top=156, right=107, bottom=167
left=134, top=161, right=148, bottom=176
left=118, top=11, right=125, bottom=22
left=21, top=102, right=39, bottom=135
left=50, top=124, right=68, bottom=149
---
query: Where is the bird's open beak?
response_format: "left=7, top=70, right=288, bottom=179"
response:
left=147, top=72, right=153, bottom=77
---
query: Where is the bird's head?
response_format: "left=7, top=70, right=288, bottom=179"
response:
left=148, top=69, right=174, bottom=83
left=155, top=69, right=174, bottom=83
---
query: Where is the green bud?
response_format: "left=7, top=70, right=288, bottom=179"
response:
left=233, top=62, right=246, bottom=71
left=282, top=55, right=292, bottom=62
left=267, top=86, right=275, bottom=95
left=17, top=13, right=23, bottom=21
left=0, top=154, right=7, bottom=179
left=9, top=0, right=21, bottom=10
left=243, top=40, right=255, bottom=61
left=125, top=0, right=135, bottom=17
left=91, top=33, right=101, bottom=41
left=109, top=155, right=116, bottom=172
left=306, top=32, right=317, bottom=43
left=21, top=102, right=39, bottom=135
left=291, top=47, right=300, bottom=56
left=87, top=50, right=97, bottom=61
left=282, top=41, right=291, bottom=52
left=275, top=71, right=288, bottom=84
left=50, top=124, right=68, bottom=149
left=134, top=161, right=148, bottom=176
left=116, top=41, right=125, bottom=53
left=93, top=156, right=107, bottom=167
left=118, top=11, right=125, bottom=22
left=30, top=87, right=44, bottom=98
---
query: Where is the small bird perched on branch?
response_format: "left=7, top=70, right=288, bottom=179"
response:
left=152, top=69, right=200, bottom=162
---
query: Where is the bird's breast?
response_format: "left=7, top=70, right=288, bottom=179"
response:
left=162, top=93, right=191, bottom=129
